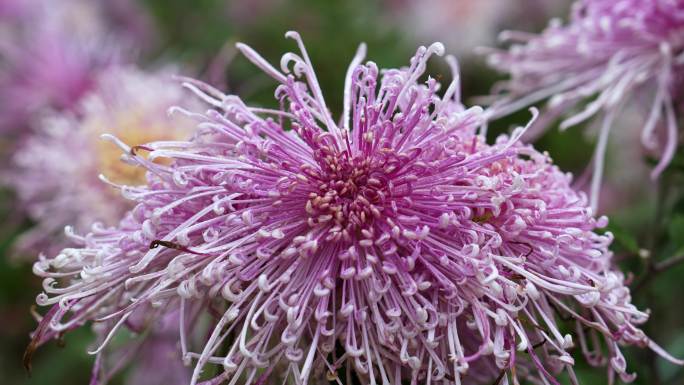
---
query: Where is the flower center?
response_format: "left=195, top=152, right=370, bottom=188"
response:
left=96, top=119, right=174, bottom=186
left=305, top=153, right=386, bottom=240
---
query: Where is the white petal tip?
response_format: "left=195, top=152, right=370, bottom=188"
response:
left=429, top=42, right=445, bottom=56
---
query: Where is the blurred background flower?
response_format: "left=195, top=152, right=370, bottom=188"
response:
left=0, top=0, right=153, bottom=141
left=5, top=67, right=198, bottom=257
left=0, top=1, right=683, bottom=385
left=483, top=0, right=684, bottom=209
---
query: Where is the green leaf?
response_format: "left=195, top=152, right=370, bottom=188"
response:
left=606, top=222, right=640, bottom=254
left=668, top=214, right=684, bottom=250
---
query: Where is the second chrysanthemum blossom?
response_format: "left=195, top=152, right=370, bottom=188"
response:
left=0, top=0, right=152, bottom=137
left=30, top=33, right=681, bottom=385
left=484, top=0, right=684, bottom=210
left=10, top=67, right=197, bottom=256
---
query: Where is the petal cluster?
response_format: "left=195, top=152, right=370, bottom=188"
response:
left=31, top=33, right=678, bottom=385
left=485, top=0, right=684, bottom=208
left=10, top=67, right=196, bottom=255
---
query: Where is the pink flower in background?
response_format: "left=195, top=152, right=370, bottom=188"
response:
left=8, top=67, right=197, bottom=256
left=484, top=0, right=684, bottom=210
left=0, top=0, right=154, bottom=139
left=0, top=0, right=31, bottom=21
left=28, top=33, right=681, bottom=385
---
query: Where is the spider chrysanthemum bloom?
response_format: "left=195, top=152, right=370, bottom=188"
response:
left=31, top=33, right=681, bottom=385
left=9, top=67, right=196, bottom=256
left=483, top=0, right=684, bottom=209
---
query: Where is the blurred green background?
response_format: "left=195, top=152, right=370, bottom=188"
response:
left=1, top=1, right=683, bottom=384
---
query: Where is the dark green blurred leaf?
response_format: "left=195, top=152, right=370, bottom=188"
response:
left=606, top=222, right=641, bottom=255
left=668, top=215, right=684, bottom=250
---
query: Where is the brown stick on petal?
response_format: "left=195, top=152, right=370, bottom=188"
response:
left=23, top=304, right=60, bottom=376
left=149, top=240, right=206, bottom=256
left=130, top=145, right=153, bottom=156
left=491, top=367, right=507, bottom=385
left=532, top=338, right=547, bottom=350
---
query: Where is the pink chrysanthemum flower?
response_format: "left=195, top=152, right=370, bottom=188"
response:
left=0, top=0, right=143, bottom=137
left=0, top=0, right=30, bottom=21
left=9, top=67, right=197, bottom=256
left=483, top=0, right=684, bottom=210
left=30, top=33, right=681, bottom=385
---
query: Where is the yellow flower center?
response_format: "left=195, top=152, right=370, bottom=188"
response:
left=93, top=111, right=185, bottom=186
